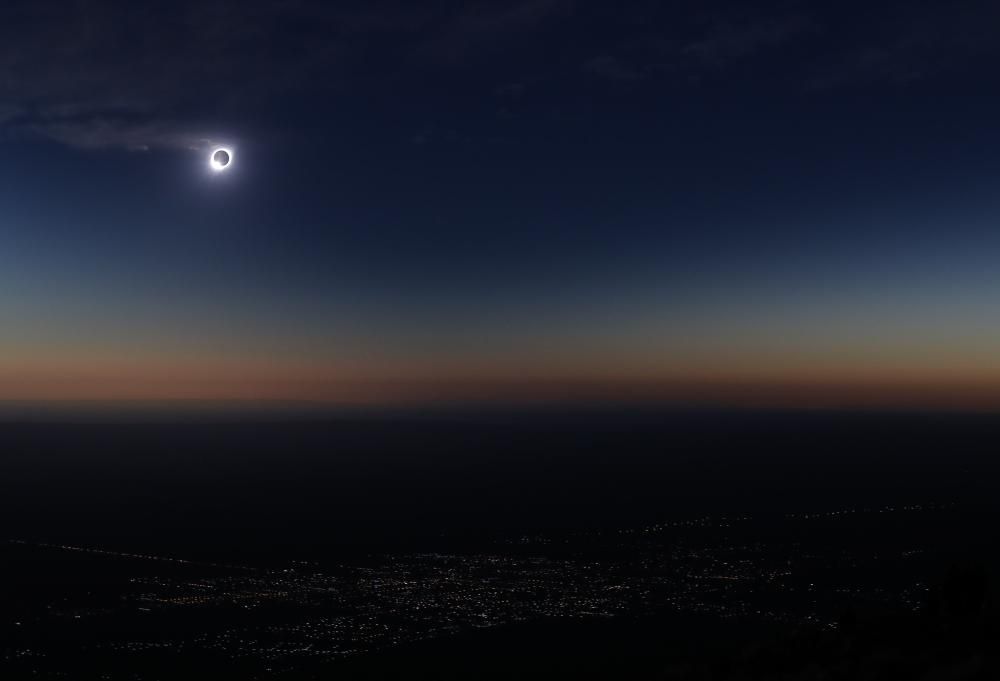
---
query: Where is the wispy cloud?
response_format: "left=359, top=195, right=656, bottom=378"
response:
left=0, top=0, right=573, bottom=152
left=682, top=16, right=816, bottom=66
left=2, top=0, right=999, bottom=151
left=806, top=2, right=1000, bottom=90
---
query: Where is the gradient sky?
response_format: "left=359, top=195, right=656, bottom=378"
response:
left=3, top=0, right=1000, bottom=408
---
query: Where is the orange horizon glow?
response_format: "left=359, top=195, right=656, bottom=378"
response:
left=6, top=352, right=1000, bottom=411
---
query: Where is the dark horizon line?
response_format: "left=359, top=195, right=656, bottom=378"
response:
left=2, top=398, right=1000, bottom=424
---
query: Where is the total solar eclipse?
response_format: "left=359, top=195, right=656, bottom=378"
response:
left=210, top=147, right=233, bottom=172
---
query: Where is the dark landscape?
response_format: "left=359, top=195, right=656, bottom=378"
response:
left=3, top=410, right=999, bottom=678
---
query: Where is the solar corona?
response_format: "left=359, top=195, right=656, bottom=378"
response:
left=210, top=147, right=233, bottom=172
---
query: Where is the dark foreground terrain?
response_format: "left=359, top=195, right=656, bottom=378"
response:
left=2, top=408, right=999, bottom=678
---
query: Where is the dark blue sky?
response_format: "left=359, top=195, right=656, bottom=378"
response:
left=3, top=0, right=1000, bottom=406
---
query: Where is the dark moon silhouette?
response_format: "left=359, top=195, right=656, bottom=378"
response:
left=213, top=149, right=231, bottom=167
